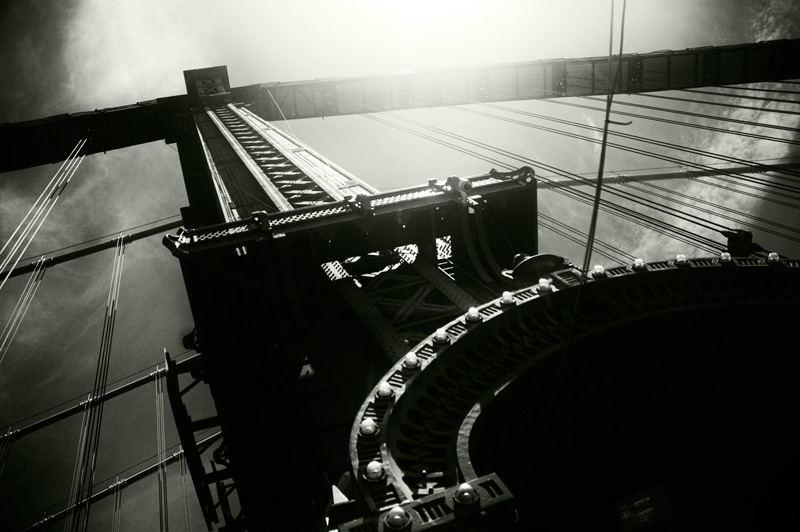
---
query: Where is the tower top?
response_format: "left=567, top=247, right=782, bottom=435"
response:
left=184, top=65, right=231, bottom=107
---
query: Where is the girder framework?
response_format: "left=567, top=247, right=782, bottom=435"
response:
left=163, top=166, right=538, bottom=531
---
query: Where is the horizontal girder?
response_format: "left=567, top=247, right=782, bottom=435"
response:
left=1, top=39, right=798, bottom=173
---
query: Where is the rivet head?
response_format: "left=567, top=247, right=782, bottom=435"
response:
left=501, top=291, right=515, bottom=305
left=376, top=381, right=394, bottom=399
left=632, top=258, right=646, bottom=270
left=385, top=506, right=409, bottom=529
left=403, top=352, right=420, bottom=369
left=466, top=307, right=482, bottom=322
left=454, top=483, right=479, bottom=505
left=720, top=252, right=732, bottom=263
left=365, top=460, right=384, bottom=481
left=359, top=417, right=378, bottom=437
left=536, top=278, right=552, bottom=293
left=592, top=264, right=606, bottom=277
left=433, top=328, right=449, bottom=343
left=768, top=252, right=780, bottom=263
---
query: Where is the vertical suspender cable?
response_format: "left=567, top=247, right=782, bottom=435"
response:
left=179, top=447, right=191, bottom=532
left=110, top=476, right=123, bottom=532
left=581, top=0, right=626, bottom=274
left=155, top=365, right=169, bottom=532
left=524, top=0, right=629, bottom=495
left=63, top=235, right=126, bottom=532
left=0, top=428, right=17, bottom=479
left=64, top=400, right=91, bottom=532
left=1, top=139, right=86, bottom=293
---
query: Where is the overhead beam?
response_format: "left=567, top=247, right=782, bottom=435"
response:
left=243, top=38, right=800, bottom=120
left=1, top=39, right=798, bottom=174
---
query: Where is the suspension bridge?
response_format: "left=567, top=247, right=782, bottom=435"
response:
left=1, top=34, right=799, bottom=531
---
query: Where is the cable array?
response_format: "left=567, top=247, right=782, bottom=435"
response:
left=1, top=257, right=47, bottom=367
left=456, top=105, right=800, bottom=196
left=540, top=98, right=800, bottom=147
left=582, top=95, right=800, bottom=135
left=1, top=139, right=85, bottom=293
left=680, top=87, right=800, bottom=106
left=155, top=365, right=170, bottom=532
left=638, top=92, right=800, bottom=116
left=358, top=107, right=724, bottom=256
left=0, top=428, right=15, bottom=479
left=64, top=235, right=126, bottom=532
left=110, top=477, right=124, bottom=532
left=179, top=446, right=192, bottom=532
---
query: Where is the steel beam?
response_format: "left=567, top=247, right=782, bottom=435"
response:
left=3, top=39, right=798, bottom=174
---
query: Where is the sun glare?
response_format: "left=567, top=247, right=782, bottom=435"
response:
left=368, top=0, right=482, bottom=22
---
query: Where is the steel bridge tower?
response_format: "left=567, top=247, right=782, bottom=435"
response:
left=2, top=39, right=800, bottom=531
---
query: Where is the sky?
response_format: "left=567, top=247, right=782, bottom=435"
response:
left=1, top=0, right=799, bottom=530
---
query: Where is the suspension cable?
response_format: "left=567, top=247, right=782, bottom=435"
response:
left=534, top=99, right=799, bottom=146
left=1, top=139, right=85, bottom=293
left=23, top=433, right=219, bottom=532
left=680, top=87, right=800, bottom=106
left=628, top=180, right=800, bottom=239
left=637, top=93, right=800, bottom=116
left=0, top=140, right=84, bottom=260
left=0, top=427, right=15, bottom=479
left=453, top=105, right=800, bottom=203
left=582, top=0, right=627, bottom=274
left=715, top=83, right=800, bottom=95
left=179, top=446, right=192, bottom=532
left=460, top=105, right=800, bottom=187
left=362, top=111, right=653, bottom=257
left=110, top=476, right=124, bottom=532
left=582, top=95, right=800, bottom=134
left=539, top=215, right=630, bottom=264
left=64, top=400, right=91, bottom=532
left=64, top=235, right=126, bottom=532
left=362, top=106, right=727, bottom=246
left=540, top=211, right=638, bottom=262
left=155, top=364, right=170, bottom=532
left=360, top=111, right=723, bottom=254
left=0, top=257, right=47, bottom=367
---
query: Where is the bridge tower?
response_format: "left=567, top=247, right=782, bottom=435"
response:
left=163, top=66, right=538, bottom=530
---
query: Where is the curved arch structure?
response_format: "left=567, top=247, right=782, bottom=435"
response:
left=339, top=256, right=800, bottom=531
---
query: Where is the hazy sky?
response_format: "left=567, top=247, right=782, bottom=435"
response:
left=1, top=0, right=799, bottom=530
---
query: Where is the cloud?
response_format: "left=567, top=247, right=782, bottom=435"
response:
left=749, top=0, right=800, bottom=41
